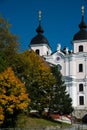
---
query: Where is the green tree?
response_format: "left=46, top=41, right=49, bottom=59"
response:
left=0, top=16, right=20, bottom=67
left=50, top=65, right=73, bottom=115
left=0, top=51, right=9, bottom=72
left=20, top=50, right=55, bottom=116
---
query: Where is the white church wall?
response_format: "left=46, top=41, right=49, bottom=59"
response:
left=69, top=82, right=77, bottom=107
left=73, top=40, right=87, bottom=53
left=31, top=44, right=51, bottom=56
left=76, top=59, right=86, bottom=79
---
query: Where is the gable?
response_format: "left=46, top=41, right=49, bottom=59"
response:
left=51, top=51, right=65, bottom=63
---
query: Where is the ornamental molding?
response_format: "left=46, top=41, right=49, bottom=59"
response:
left=63, top=76, right=87, bottom=82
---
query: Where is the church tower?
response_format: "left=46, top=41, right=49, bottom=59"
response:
left=29, top=11, right=52, bottom=56
left=73, top=5, right=87, bottom=53
left=29, top=6, right=87, bottom=118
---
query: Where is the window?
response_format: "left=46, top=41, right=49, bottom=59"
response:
left=79, top=96, right=84, bottom=105
left=79, top=84, right=83, bottom=92
left=79, top=64, right=83, bottom=72
left=79, top=45, right=83, bottom=52
left=36, top=49, right=40, bottom=55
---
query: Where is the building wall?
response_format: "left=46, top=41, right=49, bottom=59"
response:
left=73, top=40, right=87, bottom=53
left=44, top=46, right=87, bottom=117
left=30, top=44, right=51, bottom=56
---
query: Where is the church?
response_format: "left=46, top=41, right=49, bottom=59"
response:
left=29, top=6, right=87, bottom=118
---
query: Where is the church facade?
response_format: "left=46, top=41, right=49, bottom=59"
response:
left=29, top=6, right=87, bottom=118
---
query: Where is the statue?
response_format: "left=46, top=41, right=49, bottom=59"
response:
left=57, top=44, right=61, bottom=52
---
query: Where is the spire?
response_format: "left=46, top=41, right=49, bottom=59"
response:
left=30, top=10, right=50, bottom=46
left=73, top=5, right=87, bottom=40
left=79, top=5, right=87, bottom=29
left=36, top=10, right=44, bottom=34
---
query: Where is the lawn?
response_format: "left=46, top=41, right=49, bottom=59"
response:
left=15, top=113, right=62, bottom=129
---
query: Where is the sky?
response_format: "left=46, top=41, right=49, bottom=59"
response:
left=0, top=0, right=87, bottom=52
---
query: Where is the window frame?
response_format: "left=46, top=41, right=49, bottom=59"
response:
left=79, top=96, right=84, bottom=105
left=79, top=45, right=83, bottom=52
left=79, top=63, right=83, bottom=72
left=35, top=49, right=40, bottom=55
left=79, top=84, right=83, bottom=92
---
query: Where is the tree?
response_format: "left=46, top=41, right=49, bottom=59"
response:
left=50, top=65, right=73, bottom=115
left=0, top=16, right=20, bottom=67
left=0, top=67, right=30, bottom=127
left=20, top=50, right=55, bottom=115
left=0, top=106, right=4, bottom=125
left=0, top=51, right=9, bottom=72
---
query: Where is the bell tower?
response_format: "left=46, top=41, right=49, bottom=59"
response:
left=29, top=11, right=52, bottom=56
left=72, top=5, right=87, bottom=53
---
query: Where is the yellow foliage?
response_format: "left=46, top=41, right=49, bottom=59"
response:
left=0, top=106, right=4, bottom=125
left=20, top=50, right=55, bottom=109
left=20, top=50, right=55, bottom=89
left=0, top=67, right=30, bottom=124
left=7, top=107, right=13, bottom=114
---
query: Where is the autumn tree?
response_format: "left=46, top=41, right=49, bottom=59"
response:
left=20, top=50, right=55, bottom=116
left=0, top=67, right=30, bottom=127
left=49, top=65, right=73, bottom=115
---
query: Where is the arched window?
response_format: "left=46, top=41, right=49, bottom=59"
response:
left=35, top=49, right=40, bottom=55
left=79, top=84, right=83, bottom=92
left=79, top=64, right=83, bottom=72
left=79, top=45, right=83, bottom=52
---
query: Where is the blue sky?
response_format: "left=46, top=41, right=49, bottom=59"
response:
left=0, top=0, right=87, bottom=52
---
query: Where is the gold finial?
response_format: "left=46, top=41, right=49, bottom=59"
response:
left=38, top=10, right=42, bottom=21
left=82, top=5, right=84, bottom=16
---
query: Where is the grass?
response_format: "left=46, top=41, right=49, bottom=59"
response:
left=15, top=113, right=63, bottom=128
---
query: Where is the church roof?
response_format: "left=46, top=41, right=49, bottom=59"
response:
left=73, top=29, right=87, bottom=40
left=73, top=6, right=87, bottom=41
left=30, top=24, right=50, bottom=46
left=30, top=10, right=50, bottom=46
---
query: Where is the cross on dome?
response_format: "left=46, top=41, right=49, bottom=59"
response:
left=82, top=5, right=84, bottom=16
left=38, top=10, right=42, bottom=21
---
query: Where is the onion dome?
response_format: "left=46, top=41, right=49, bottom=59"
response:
left=73, top=5, right=87, bottom=40
left=30, top=11, right=50, bottom=46
left=30, top=24, right=50, bottom=45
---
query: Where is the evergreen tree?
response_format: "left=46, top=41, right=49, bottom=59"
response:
left=50, top=65, right=73, bottom=115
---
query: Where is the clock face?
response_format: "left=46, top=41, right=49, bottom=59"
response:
left=56, top=57, right=60, bottom=61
